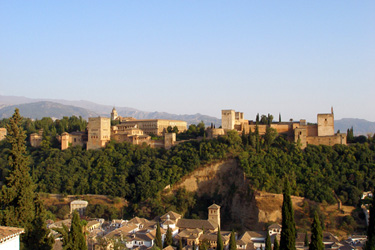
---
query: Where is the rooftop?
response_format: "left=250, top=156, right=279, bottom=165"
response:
left=0, top=226, right=24, bottom=244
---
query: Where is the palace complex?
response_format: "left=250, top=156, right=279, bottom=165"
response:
left=0, top=107, right=347, bottom=150
left=217, top=108, right=347, bottom=148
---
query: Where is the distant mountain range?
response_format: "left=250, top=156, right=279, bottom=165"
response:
left=0, top=95, right=221, bottom=126
left=1, top=95, right=374, bottom=135
left=335, top=118, right=375, bottom=136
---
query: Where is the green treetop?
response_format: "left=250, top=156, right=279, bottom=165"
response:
left=309, top=212, right=324, bottom=250
left=66, top=211, right=87, bottom=250
left=265, top=231, right=272, bottom=250
left=217, top=227, right=223, bottom=250
left=273, top=238, right=279, bottom=250
left=365, top=196, right=375, bottom=250
left=155, top=222, right=163, bottom=249
left=229, top=230, right=236, bottom=250
left=164, top=226, right=172, bottom=247
left=280, top=178, right=296, bottom=250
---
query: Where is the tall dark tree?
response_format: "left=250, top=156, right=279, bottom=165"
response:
left=280, top=178, right=296, bottom=250
left=265, top=231, right=272, bottom=250
left=0, top=108, right=35, bottom=227
left=0, top=108, right=53, bottom=250
left=164, top=226, right=172, bottom=247
left=279, top=113, right=282, bottom=123
left=25, top=196, right=54, bottom=250
left=365, top=196, right=375, bottom=250
left=66, top=211, right=87, bottom=250
left=273, top=238, right=279, bottom=250
left=304, top=231, right=309, bottom=247
left=178, top=239, right=183, bottom=250
left=217, top=227, right=223, bottom=250
left=309, top=212, right=324, bottom=250
left=155, top=222, right=162, bottom=249
left=229, top=230, right=236, bottom=250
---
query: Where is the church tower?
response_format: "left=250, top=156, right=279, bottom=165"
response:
left=111, top=107, right=118, bottom=121
left=208, top=204, right=221, bottom=229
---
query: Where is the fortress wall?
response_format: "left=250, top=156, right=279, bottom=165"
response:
left=306, top=125, right=318, bottom=136
left=306, top=134, right=346, bottom=146
left=0, top=128, right=7, bottom=141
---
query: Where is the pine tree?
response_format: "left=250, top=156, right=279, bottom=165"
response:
left=25, top=195, right=54, bottom=250
left=164, top=226, right=172, bottom=247
left=309, top=212, right=324, bottom=250
left=229, top=230, right=236, bottom=250
left=273, top=238, right=279, bottom=250
left=66, top=211, right=87, bottom=250
left=0, top=108, right=35, bottom=227
left=280, top=178, right=296, bottom=250
left=155, top=222, right=163, bottom=249
left=217, top=227, right=223, bottom=250
left=0, top=109, right=53, bottom=250
left=304, top=231, right=309, bottom=247
left=365, top=196, right=375, bottom=250
left=265, top=231, right=272, bottom=250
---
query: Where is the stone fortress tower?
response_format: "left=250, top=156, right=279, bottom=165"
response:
left=87, top=117, right=111, bottom=150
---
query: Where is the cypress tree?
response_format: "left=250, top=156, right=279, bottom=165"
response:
left=309, top=212, right=324, bottom=250
left=67, top=211, right=87, bottom=250
left=365, top=196, right=375, bottom=250
left=280, top=178, right=296, bottom=250
left=217, top=227, right=223, bottom=250
left=273, top=238, right=279, bottom=250
left=25, top=196, right=54, bottom=250
left=229, top=230, right=236, bottom=250
left=178, top=238, right=183, bottom=250
left=304, top=231, right=309, bottom=247
left=155, top=222, right=163, bottom=249
left=279, top=113, right=281, bottom=123
left=164, top=226, right=172, bottom=247
left=193, top=241, right=196, bottom=250
left=265, top=231, right=272, bottom=250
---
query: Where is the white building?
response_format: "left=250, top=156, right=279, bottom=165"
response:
left=0, top=226, right=24, bottom=250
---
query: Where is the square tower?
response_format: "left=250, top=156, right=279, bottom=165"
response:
left=208, top=204, right=221, bottom=229
left=87, top=117, right=111, bottom=150
left=221, top=110, right=235, bottom=130
left=317, top=113, right=334, bottom=136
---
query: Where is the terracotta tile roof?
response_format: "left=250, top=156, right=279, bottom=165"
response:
left=176, top=219, right=217, bottom=231
left=199, top=231, right=231, bottom=242
left=87, top=220, right=101, bottom=228
left=163, top=246, right=176, bottom=250
left=161, top=211, right=182, bottom=221
left=0, top=226, right=24, bottom=243
left=105, top=223, right=139, bottom=238
left=130, top=217, right=150, bottom=225
left=208, top=204, right=221, bottom=209
left=246, top=231, right=267, bottom=238
left=268, top=223, right=281, bottom=229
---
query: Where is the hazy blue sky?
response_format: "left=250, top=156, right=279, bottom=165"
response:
left=1, top=1, right=374, bottom=122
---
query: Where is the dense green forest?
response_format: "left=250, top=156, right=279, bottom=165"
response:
left=1, top=116, right=375, bottom=219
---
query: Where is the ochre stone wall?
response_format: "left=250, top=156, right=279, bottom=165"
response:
left=0, top=128, right=6, bottom=141
left=222, top=110, right=235, bottom=130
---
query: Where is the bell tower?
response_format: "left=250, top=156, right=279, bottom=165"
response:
left=111, top=107, right=118, bottom=121
left=208, top=204, right=221, bottom=229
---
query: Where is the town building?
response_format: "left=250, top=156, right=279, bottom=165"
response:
left=30, top=129, right=44, bottom=147
left=70, top=200, right=88, bottom=216
left=220, top=108, right=347, bottom=149
left=60, top=131, right=87, bottom=150
left=0, top=226, right=24, bottom=250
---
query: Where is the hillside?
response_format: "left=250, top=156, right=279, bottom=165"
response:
left=335, top=118, right=375, bottom=136
left=0, top=101, right=98, bottom=120
left=0, top=95, right=221, bottom=125
left=169, top=159, right=364, bottom=237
